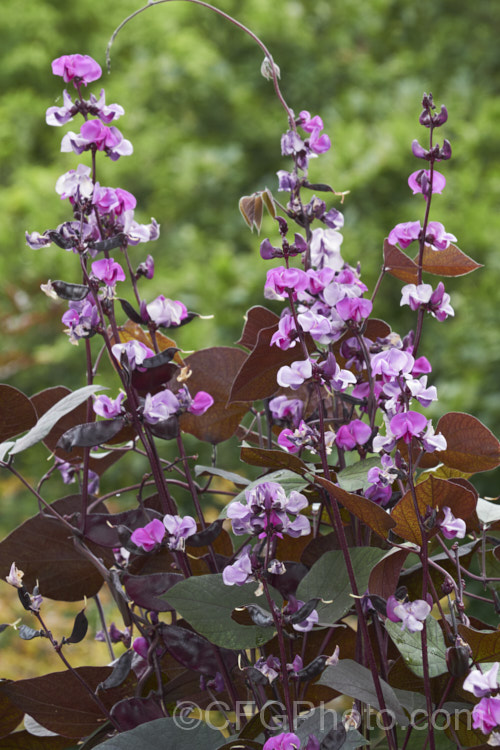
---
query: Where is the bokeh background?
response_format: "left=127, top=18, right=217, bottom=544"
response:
left=1, top=0, right=500, bottom=675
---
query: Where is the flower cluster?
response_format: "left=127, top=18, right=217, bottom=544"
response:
left=463, top=663, right=500, bottom=736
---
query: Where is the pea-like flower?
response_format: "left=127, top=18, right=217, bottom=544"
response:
left=52, top=54, right=102, bottom=86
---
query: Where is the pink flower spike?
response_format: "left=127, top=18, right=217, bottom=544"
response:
left=130, top=519, right=166, bottom=551
left=439, top=506, right=466, bottom=540
left=92, top=258, right=126, bottom=286
left=52, top=54, right=102, bottom=86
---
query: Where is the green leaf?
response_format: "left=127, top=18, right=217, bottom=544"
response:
left=317, top=659, right=408, bottom=725
left=194, top=465, right=251, bottom=487
left=219, top=470, right=309, bottom=518
left=163, top=574, right=282, bottom=649
left=336, top=457, right=384, bottom=492
left=9, top=386, right=105, bottom=455
left=385, top=617, right=448, bottom=678
left=96, top=718, right=226, bottom=749
left=296, top=547, right=387, bottom=626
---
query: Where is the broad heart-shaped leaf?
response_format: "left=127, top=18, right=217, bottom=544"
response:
left=318, top=659, right=408, bottom=725
left=194, top=464, right=251, bottom=487
left=385, top=616, right=448, bottom=678
left=95, top=717, right=225, bottom=750
left=163, top=574, right=281, bottom=649
left=383, top=240, right=419, bottom=283
left=236, top=305, right=280, bottom=350
left=240, top=446, right=310, bottom=475
left=0, top=667, right=131, bottom=740
left=391, top=475, right=477, bottom=545
left=312, top=474, right=396, bottom=539
left=475, top=497, right=500, bottom=525
left=31, top=385, right=89, bottom=464
left=0, top=689, right=24, bottom=739
left=177, top=348, right=249, bottom=444
left=417, top=243, right=483, bottom=277
left=0, top=384, right=37, bottom=442
left=436, top=412, right=500, bottom=473
left=457, top=624, right=500, bottom=663
left=0, top=495, right=114, bottom=600
left=9, top=385, right=104, bottom=456
left=297, top=547, right=387, bottom=626
left=229, top=324, right=315, bottom=403
left=368, top=547, right=411, bottom=600
left=336, top=457, right=384, bottom=492
left=239, top=192, right=263, bottom=232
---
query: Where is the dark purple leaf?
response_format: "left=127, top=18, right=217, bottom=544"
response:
left=268, top=561, right=309, bottom=598
left=321, top=725, right=347, bottom=750
left=0, top=385, right=37, bottom=442
left=57, top=418, right=125, bottom=452
left=122, top=572, right=183, bottom=612
left=161, top=623, right=236, bottom=676
left=82, top=507, right=156, bottom=548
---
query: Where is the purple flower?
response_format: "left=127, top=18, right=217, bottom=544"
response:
left=265, top=266, right=309, bottom=299
left=387, top=221, right=421, bottom=249
left=143, top=390, right=180, bottom=424
left=309, top=228, right=344, bottom=270
left=226, top=482, right=310, bottom=540
left=46, top=89, right=76, bottom=126
left=52, top=54, right=102, bottom=85
left=163, top=514, right=197, bottom=550
left=132, top=636, right=149, bottom=660
left=371, top=348, right=414, bottom=381
left=408, top=170, right=446, bottom=197
left=91, top=258, right=126, bottom=286
left=269, top=395, right=304, bottom=427
left=263, top=733, right=301, bottom=750
left=277, top=359, right=312, bottom=389
left=93, top=185, right=136, bottom=215
left=61, top=120, right=133, bottom=161
left=5, top=562, right=24, bottom=588
left=335, top=419, right=371, bottom=451
left=111, top=340, right=154, bottom=369
left=254, top=655, right=281, bottom=683
left=222, top=546, right=254, bottom=586
left=389, top=411, right=428, bottom=444
left=136, top=254, right=155, bottom=279
left=438, top=506, right=466, bottom=540
left=386, top=595, right=431, bottom=632
left=425, top=221, right=457, bottom=251
left=463, top=664, right=499, bottom=698
left=88, top=89, right=125, bottom=124
left=336, top=296, right=373, bottom=323
left=400, top=282, right=454, bottom=321
left=55, top=164, right=93, bottom=201
left=93, top=393, right=125, bottom=419
left=270, top=313, right=298, bottom=350
left=187, top=391, right=214, bottom=416
left=276, top=170, right=299, bottom=192
left=146, top=296, right=187, bottom=327
left=281, top=130, right=306, bottom=156
left=472, top=696, right=500, bottom=734
left=25, top=231, right=53, bottom=249
left=130, top=519, right=166, bottom=551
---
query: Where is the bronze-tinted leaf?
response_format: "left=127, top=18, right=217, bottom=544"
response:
left=0, top=667, right=126, bottom=739
left=0, top=385, right=37, bottom=441
left=229, top=325, right=315, bottom=403
left=122, top=572, right=182, bottom=611
left=0, top=495, right=114, bottom=601
left=457, top=624, right=500, bottom=663
left=239, top=192, right=263, bottom=232
left=236, top=305, right=280, bottom=350
left=418, top=243, right=483, bottom=277
left=178, top=348, right=249, bottom=443
left=391, top=476, right=477, bottom=545
left=0, top=689, right=24, bottom=739
left=383, top=239, right=419, bottom=284
left=240, top=446, right=309, bottom=475
left=368, top=548, right=410, bottom=600
left=436, top=412, right=500, bottom=473
left=0, top=730, right=72, bottom=748
left=313, top=475, right=396, bottom=540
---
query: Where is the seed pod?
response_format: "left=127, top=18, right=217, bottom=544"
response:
left=51, top=281, right=89, bottom=301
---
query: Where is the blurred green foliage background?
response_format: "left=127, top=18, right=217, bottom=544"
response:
left=1, top=0, right=500, bottom=676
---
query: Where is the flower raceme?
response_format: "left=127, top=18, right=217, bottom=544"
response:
left=130, top=515, right=197, bottom=552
